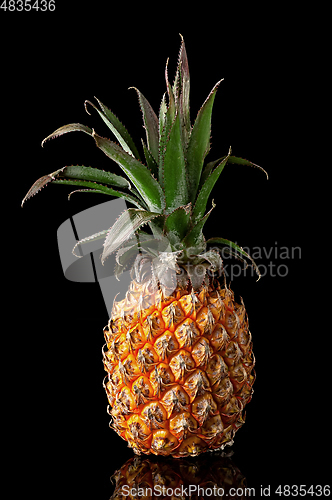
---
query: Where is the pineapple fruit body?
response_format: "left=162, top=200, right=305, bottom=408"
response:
left=103, top=278, right=255, bottom=458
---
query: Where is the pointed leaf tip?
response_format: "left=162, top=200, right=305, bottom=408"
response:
left=227, top=155, right=268, bottom=180
left=21, top=167, right=65, bottom=207
left=129, top=87, right=159, bottom=162
left=41, top=123, right=92, bottom=147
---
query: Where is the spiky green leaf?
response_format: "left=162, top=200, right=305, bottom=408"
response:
left=182, top=201, right=216, bottom=252
left=130, top=87, right=159, bottom=162
left=41, top=123, right=92, bottom=147
left=85, top=98, right=141, bottom=160
left=164, top=203, right=191, bottom=247
left=59, top=165, right=131, bottom=189
left=21, top=167, right=66, bottom=206
left=192, top=148, right=231, bottom=224
left=165, top=58, right=176, bottom=122
left=101, top=208, right=162, bottom=264
left=92, top=132, right=165, bottom=213
left=159, top=93, right=167, bottom=139
left=228, top=155, right=268, bottom=179
left=52, top=178, right=146, bottom=208
left=173, top=35, right=191, bottom=148
left=162, top=113, right=189, bottom=213
left=199, top=155, right=227, bottom=188
left=186, top=80, right=223, bottom=203
left=72, top=229, right=109, bottom=258
left=141, top=139, right=158, bottom=178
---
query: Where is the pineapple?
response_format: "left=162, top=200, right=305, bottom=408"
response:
left=22, top=36, right=267, bottom=458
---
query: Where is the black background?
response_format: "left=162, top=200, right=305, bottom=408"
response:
left=5, top=3, right=326, bottom=499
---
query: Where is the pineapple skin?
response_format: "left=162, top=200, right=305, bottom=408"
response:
left=103, top=278, right=255, bottom=458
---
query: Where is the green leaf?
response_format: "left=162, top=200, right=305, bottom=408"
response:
left=85, top=98, right=141, bottom=160
left=186, top=80, right=223, bottom=203
left=59, top=165, right=131, bottom=189
left=41, top=123, right=92, bottom=147
left=173, top=35, right=191, bottom=148
left=182, top=201, right=216, bottom=251
left=228, top=155, right=269, bottom=179
left=158, top=60, right=177, bottom=186
left=130, top=87, right=159, bottom=163
left=192, top=148, right=231, bottom=224
left=93, top=131, right=165, bottom=213
left=52, top=178, right=146, bottom=208
left=199, top=155, right=227, bottom=188
left=162, top=112, right=189, bottom=213
left=141, top=139, right=158, bottom=178
left=165, top=58, right=176, bottom=122
left=101, top=208, right=163, bottom=264
left=21, top=167, right=66, bottom=206
left=206, top=236, right=261, bottom=281
left=158, top=107, right=173, bottom=187
left=72, top=229, right=109, bottom=258
left=163, top=203, right=191, bottom=247
left=159, top=93, right=167, bottom=140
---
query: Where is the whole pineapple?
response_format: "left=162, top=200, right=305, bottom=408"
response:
left=22, top=37, right=267, bottom=457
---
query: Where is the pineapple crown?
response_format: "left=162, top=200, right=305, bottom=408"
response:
left=22, top=36, right=267, bottom=289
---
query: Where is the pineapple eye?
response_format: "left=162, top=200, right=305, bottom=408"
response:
left=161, top=301, right=185, bottom=331
left=182, top=369, right=211, bottom=403
left=219, top=396, right=243, bottom=425
left=209, top=324, right=229, bottom=351
left=153, top=331, right=179, bottom=360
left=177, top=435, right=207, bottom=457
left=151, top=430, right=178, bottom=455
left=137, top=344, right=158, bottom=372
left=149, top=363, right=175, bottom=389
left=169, top=411, right=198, bottom=438
left=206, top=354, right=228, bottom=386
left=141, top=401, right=167, bottom=430
left=169, top=350, right=195, bottom=382
left=191, top=338, right=212, bottom=367
left=161, top=385, right=190, bottom=418
left=127, top=415, right=151, bottom=442
left=127, top=324, right=145, bottom=350
left=191, top=393, right=218, bottom=426
left=224, top=310, right=240, bottom=336
left=132, top=376, right=154, bottom=406
left=142, top=310, right=165, bottom=341
left=174, top=319, right=201, bottom=348
left=211, top=377, right=233, bottom=405
left=117, top=386, right=136, bottom=413
left=200, top=414, right=224, bottom=438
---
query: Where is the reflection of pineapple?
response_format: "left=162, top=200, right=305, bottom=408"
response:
left=23, top=37, right=266, bottom=457
left=110, top=453, right=247, bottom=499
